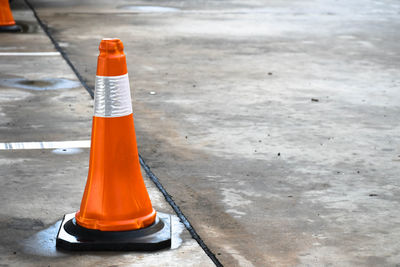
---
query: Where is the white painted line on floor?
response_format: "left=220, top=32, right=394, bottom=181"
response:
left=0, top=52, right=61, bottom=56
left=0, top=140, right=90, bottom=150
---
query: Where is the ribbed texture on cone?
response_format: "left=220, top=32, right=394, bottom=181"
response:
left=76, top=115, right=156, bottom=231
left=0, top=0, right=17, bottom=26
left=75, top=38, right=156, bottom=231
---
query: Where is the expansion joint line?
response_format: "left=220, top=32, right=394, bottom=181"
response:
left=139, top=156, right=223, bottom=267
left=24, top=1, right=222, bottom=266
left=23, top=0, right=94, bottom=98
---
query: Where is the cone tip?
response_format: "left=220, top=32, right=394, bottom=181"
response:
left=99, top=38, right=124, bottom=53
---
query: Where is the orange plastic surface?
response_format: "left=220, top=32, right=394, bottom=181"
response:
left=96, top=38, right=128, bottom=77
left=75, top=114, right=156, bottom=231
left=0, top=0, right=17, bottom=26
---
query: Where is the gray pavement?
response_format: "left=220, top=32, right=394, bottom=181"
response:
left=0, top=1, right=213, bottom=266
left=1, top=0, right=400, bottom=266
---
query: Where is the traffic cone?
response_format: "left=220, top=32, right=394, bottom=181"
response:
left=56, top=38, right=171, bottom=251
left=0, top=0, right=21, bottom=32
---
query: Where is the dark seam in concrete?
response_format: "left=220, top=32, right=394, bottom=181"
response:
left=24, top=1, right=223, bottom=266
left=139, top=156, right=223, bottom=267
left=23, top=0, right=94, bottom=99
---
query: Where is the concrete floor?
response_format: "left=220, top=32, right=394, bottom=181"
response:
left=0, top=2, right=213, bottom=266
left=2, top=0, right=400, bottom=266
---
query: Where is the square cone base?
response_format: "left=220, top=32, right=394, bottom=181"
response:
left=0, top=25, right=22, bottom=32
left=56, top=212, right=171, bottom=251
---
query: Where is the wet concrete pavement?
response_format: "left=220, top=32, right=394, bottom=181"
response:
left=2, top=0, right=400, bottom=266
left=0, top=1, right=213, bottom=266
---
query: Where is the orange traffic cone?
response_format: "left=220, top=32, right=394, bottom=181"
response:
left=56, top=38, right=171, bottom=251
left=0, top=0, right=21, bottom=32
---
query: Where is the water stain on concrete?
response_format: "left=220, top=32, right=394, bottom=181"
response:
left=170, top=215, right=185, bottom=249
left=15, top=21, right=40, bottom=33
left=116, top=5, right=180, bottom=13
left=52, top=148, right=83, bottom=155
left=7, top=218, right=44, bottom=231
left=21, top=220, right=67, bottom=257
left=0, top=78, right=80, bottom=91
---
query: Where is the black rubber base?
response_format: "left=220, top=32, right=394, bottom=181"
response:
left=0, top=24, right=22, bottom=32
left=56, top=212, right=171, bottom=251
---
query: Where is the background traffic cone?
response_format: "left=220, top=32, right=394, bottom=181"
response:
left=56, top=38, right=171, bottom=251
left=0, top=0, right=22, bottom=32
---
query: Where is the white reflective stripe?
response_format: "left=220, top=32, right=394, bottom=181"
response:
left=94, top=74, right=133, bottom=117
left=0, top=140, right=90, bottom=150
left=0, top=52, right=60, bottom=56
